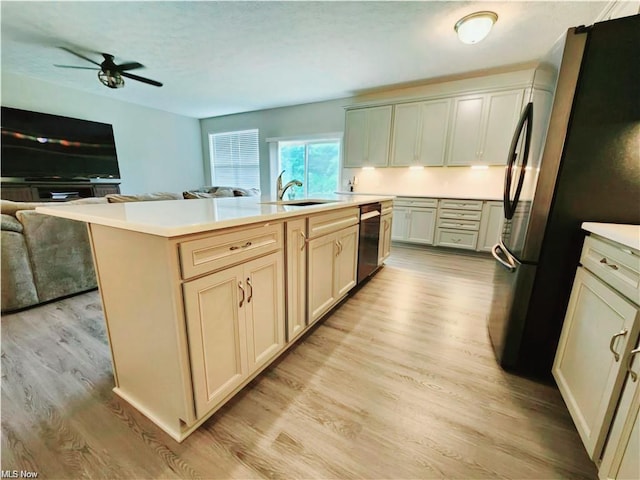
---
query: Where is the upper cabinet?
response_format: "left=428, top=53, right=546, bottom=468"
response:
left=344, top=105, right=392, bottom=167
left=447, top=89, right=525, bottom=166
left=390, top=99, right=451, bottom=167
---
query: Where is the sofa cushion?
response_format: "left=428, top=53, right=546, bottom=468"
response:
left=1, top=229, right=39, bottom=312
left=106, top=192, right=183, bottom=203
left=16, top=210, right=97, bottom=303
left=183, top=189, right=234, bottom=199
left=0, top=197, right=108, bottom=217
left=1, top=214, right=23, bottom=233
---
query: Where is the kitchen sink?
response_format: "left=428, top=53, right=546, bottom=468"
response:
left=261, top=199, right=338, bottom=206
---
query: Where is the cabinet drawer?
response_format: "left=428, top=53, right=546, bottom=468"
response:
left=581, top=235, right=640, bottom=304
left=435, top=228, right=478, bottom=250
left=437, top=218, right=480, bottom=231
left=179, top=223, right=283, bottom=280
left=439, top=199, right=483, bottom=211
left=394, top=197, right=438, bottom=209
left=380, top=200, right=394, bottom=216
left=307, top=207, right=359, bottom=239
left=438, top=209, right=482, bottom=222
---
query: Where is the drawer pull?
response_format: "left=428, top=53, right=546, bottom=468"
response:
left=628, top=348, right=640, bottom=382
left=230, top=241, right=253, bottom=251
left=238, top=281, right=245, bottom=307
left=599, top=257, right=619, bottom=270
left=452, top=237, right=461, bottom=243
left=609, top=328, right=628, bottom=362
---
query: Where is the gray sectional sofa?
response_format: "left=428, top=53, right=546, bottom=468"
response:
left=1, top=187, right=259, bottom=312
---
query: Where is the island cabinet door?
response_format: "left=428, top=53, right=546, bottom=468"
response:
left=183, top=265, right=249, bottom=418
left=286, top=219, right=307, bottom=343
left=335, top=224, right=359, bottom=298
left=244, top=252, right=285, bottom=372
left=308, top=233, right=338, bottom=324
left=553, top=267, right=639, bottom=460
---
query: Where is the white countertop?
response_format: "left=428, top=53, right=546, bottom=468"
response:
left=582, top=222, right=640, bottom=251
left=337, top=191, right=503, bottom=201
left=36, top=194, right=394, bottom=237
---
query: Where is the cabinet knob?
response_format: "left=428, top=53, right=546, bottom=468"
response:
left=609, top=328, right=628, bottom=362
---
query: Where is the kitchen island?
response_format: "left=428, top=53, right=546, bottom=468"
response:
left=37, top=194, right=393, bottom=441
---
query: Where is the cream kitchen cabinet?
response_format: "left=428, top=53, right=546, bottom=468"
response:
left=599, top=338, right=640, bottom=480
left=553, top=234, right=640, bottom=462
left=390, top=99, right=451, bottom=167
left=184, top=250, right=285, bottom=418
left=378, top=201, right=393, bottom=265
left=434, top=199, right=483, bottom=250
left=391, top=197, right=438, bottom=245
left=447, top=89, right=525, bottom=166
left=477, top=201, right=505, bottom=252
left=344, top=106, right=392, bottom=167
left=285, top=218, right=307, bottom=343
left=307, top=207, right=359, bottom=324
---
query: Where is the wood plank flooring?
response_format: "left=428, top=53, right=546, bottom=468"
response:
left=1, top=244, right=597, bottom=479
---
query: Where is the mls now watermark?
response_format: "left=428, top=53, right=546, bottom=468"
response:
left=1, top=471, right=38, bottom=478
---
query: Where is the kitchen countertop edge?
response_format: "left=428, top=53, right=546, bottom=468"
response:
left=36, top=194, right=395, bottom=238
left=582, top=222, right=640, bottom=251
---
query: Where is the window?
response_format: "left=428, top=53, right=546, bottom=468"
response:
left=278, top=137, right=341, bottom=199
left=209, top=129, right=260, bottom=189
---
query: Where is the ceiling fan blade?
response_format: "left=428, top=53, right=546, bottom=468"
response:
left=121, top=71, right=163, bottom=87
left=54, top=64, right=100, bottom=70
left=116, top=62, right=144, bottom=71
left=59, top=46, right=102, bottom=67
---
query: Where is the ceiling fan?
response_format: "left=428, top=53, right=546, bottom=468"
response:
left=54, top=47, right=163, bottom=89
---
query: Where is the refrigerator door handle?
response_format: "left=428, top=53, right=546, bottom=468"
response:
left=504, top=102, right=534, bottom=220
left=492, top=243, right=517, bottom=272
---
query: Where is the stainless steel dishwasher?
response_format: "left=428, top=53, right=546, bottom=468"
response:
left=357, top=202, right=381, bottom=284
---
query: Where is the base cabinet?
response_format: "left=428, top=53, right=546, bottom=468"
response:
left=599, top=339, right=640, bottom=480
left=183, top=251, right=284, bottom=418
left=378, top=212, right=392, bottom=265
left=391, top=198, right=437, bottom=245
left=477, top=201, right=505, bottom=252
left=285, top=219, right=307, bottom=342
left=308, top=224, right=359, bottom=324
left=554, top=232, right=640, bottom=476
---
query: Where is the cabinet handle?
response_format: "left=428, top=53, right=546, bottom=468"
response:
left=299, top=230, right=307, bottom=251
left=628, top=348, right=640, bottom=382
left=246, top=277, right=253, bottom=303
left=230, top=241, right=252, bottom=251
left=238, top=281, right=245, bottom=307
left=599, top=257, right=619, bottom=270
left=609, top=328, right=628, bottom=362
left=335, top=240, right=340, bottom=257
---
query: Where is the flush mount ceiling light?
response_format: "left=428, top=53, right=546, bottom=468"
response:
left=454, top=11, right=498, bottom=44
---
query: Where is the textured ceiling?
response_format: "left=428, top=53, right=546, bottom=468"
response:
left=1, top=1, right=612, bottom=119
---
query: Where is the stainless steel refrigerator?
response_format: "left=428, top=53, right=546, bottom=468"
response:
left=488, top=14, right=640, bottom=380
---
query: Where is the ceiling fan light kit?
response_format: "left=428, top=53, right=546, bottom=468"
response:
left=56, top=47, right=163, bottom=89
left=454, top=11, right=498, bottom=44
left=98, top=70, right=125, bottom=89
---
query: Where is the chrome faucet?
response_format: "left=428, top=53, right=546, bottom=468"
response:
left=276, top=170, right=303, bottom=200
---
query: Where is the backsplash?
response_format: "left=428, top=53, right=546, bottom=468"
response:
left=341, top=166, right=510, bottom=199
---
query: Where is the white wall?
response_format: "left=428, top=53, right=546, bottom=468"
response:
left=1, top=72, right=204, bottom=194
left=200, top=98, right=348, bottom=197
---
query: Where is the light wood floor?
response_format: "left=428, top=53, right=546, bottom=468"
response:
left=1, top=245, right=597, bottom=479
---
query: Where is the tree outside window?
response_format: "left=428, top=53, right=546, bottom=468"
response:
left=278, top=139, right=340, bottom=199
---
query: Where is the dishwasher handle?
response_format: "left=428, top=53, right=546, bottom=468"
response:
left=361, top=210, right=381, bottom=221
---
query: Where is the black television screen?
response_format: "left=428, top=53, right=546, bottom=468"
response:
left=1, top=107, right=120, bottom=181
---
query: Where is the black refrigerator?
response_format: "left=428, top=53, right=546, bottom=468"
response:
left=488, top=14, right=640, bottom=380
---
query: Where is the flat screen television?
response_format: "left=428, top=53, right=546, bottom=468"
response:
left=1, top=106, right=120, bottom=182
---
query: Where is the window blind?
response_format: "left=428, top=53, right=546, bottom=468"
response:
left=209, top=129, right=260, bottom=189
